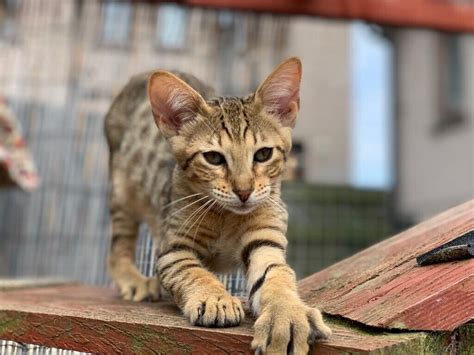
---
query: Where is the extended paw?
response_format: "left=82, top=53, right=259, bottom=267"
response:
left=117, top=275, right=160, bottom=302
left=185, top=293, right=244, bottom=328
left=252, top=301, right=331, bottom=355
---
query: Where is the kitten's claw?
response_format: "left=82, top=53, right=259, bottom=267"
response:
left=186, top=293, right=244, bottom=328
left=118, top=276, right=160, bottom=302
left=251, top=302, right=331, bottom=355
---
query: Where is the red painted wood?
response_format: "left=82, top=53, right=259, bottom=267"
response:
left=0, top=285, right=425, bottom=353
left=0, top=285, right=253, bottom=354
left=299, top=199, right=474, bottom=331
left=393, top=275, right=473, bottom=330
left=169, top=0, right=474, bottom=32
left=1, top=201, right=472, bottom=352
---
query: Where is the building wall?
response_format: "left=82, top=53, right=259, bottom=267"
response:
left=0, top=0, right=352, bottom=185
left=395, top=30, right=474, bottom=222
left=286, top=18, right=350, bottom=185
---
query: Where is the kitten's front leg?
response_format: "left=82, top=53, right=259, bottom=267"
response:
left=156, top=244, right=244, bottom=327
left=240, top=229, right=331, bottom=354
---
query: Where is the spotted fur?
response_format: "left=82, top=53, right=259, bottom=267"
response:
left=104, top=58, right=331, bottom=354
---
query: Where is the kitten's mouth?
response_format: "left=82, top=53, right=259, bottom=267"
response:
left=226, top=203, right=257, bottom=215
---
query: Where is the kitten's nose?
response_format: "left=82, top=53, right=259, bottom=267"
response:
left=233, top=188, right=253, bottom=203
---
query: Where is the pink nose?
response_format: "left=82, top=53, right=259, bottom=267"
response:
left=233, top=189, right=253, bottom=203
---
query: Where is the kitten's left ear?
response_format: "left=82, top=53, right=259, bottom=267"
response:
left=148, top=71, right=209, bottom=137
left=255, top=57, right=302, bottom=128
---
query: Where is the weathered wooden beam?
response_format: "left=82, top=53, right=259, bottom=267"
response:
left=158, top=0, right=474, bottom=33
left=0, top=286, right=252, bottom=354
left=0, top=278, right=71, bottom=291
left=299, top=199, right=474, bottom=331
left=0, top=285, right=443, bottom=354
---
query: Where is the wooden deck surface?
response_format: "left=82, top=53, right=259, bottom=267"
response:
left=1, top=200, right=472, bottom=352
left=0, top=284, right=430, bottom=354
left=299, top=199, right=474, bottom=331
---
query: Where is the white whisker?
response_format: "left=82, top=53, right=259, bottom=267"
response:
left=162, top=192, right=203, bottom=209
left=192, top=200, right=217, bottom=241
left=267, top=196, right=286, bottom=214
left=169, top=195, right=209, bottom=218
left=176, top=198, right=213, bottom=237
left=183, top=201, right=211, bottom=235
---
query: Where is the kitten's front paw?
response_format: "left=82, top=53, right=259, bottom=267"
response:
left=252, top=301, right=331, bottom=355
left=116, top=275, right=160, bottom=302
left=185, top=292, right=244, bottom=328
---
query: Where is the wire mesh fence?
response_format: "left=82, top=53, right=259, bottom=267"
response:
left=284, top=184, right=391, bottom=277
left=0, top=341, right=88, bottom=355
left=0, top=0, right=393, bottom=352
left=0, top=0, right=393, bottom=294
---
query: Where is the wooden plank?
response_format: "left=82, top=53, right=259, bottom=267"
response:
left=390, top=275, right=474, bottom=330
left=2, top=202, right=472, bottom=351
left=299, top=199, right=474, bottom=331
left=0, top=278, right=71, bottom=290
left=0, top=285, right=252, bottom=354
left=0, top=285, right=432, bottom=354
left=171, top=0, right=474, bottom=33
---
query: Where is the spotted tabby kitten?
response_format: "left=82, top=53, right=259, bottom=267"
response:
left=104, top=58, right=331, bottom=354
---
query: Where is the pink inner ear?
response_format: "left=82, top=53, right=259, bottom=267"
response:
left=261, top=79, right=300, bottom=116
left=149, top=74, right=202, bottom=134
left=257, top=60, right=301, bottom=120
left=150, top=90, right=180, bottom=130
left=276, top=87, right=299, bottom=116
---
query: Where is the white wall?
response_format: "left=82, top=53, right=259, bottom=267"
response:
left=396, top=30, right=474, bottom=221
left=286, top=18, right=350, bottom=185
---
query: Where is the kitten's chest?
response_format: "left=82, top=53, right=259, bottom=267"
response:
left=205, top=239, right=242, bottom=272
left=203, top=215, right=246, bottom=271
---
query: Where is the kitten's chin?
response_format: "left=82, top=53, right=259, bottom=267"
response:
left=225, top=204, right=258, bottom=215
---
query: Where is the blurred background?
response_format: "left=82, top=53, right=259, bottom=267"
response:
left=0, top=0, right=472, bottom=287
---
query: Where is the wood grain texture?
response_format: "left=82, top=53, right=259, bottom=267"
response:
left=0, top=285, right=252, bottom=354
left=2, top=201, right=472, bottom=352
left=0, top=285, right=431, bottom=354
left=299, top=199, right=474, bottom=331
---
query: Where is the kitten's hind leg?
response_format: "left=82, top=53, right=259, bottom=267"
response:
left=108, top=207, right=160, bottom=302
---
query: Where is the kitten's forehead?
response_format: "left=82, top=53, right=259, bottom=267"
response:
left=207, top=96, right=253, bottom=115
left=205, top=95, right=262, bottom=142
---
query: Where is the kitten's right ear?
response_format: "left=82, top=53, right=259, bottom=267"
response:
left=148, top=71, right=208, bottom=137
left=255, top=57, right=302, bottom=128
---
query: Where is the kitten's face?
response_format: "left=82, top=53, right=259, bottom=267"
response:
left=149, top=58, right=301, bottom=215
left=170, top=98, right=292, bottom=214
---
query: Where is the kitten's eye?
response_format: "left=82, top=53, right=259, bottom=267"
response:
left=203, top=151, right=226, bottom=165
left=254, top=147, right=273, bottom=163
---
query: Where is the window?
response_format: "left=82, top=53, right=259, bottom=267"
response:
left=155, top=4, right=188, bottom=51
left=445, top=36, right=463, bottom=110
left=101, top=2, right=132, bottom=48
left=0, top=0, right=19, bottom=42
left=435, top=34, right=465, bottom=132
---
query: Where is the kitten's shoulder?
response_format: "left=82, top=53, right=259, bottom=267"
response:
left=104, top=72, right=150, bottom=152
